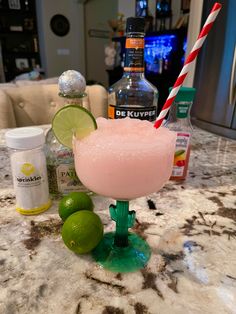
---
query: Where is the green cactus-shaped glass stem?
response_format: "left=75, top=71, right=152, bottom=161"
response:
left=110, top=200, right=135, bottom=247
left=92, top=199, right=151, bottom=272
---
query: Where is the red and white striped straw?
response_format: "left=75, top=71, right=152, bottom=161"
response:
left=154, top=2, right=222, bottom=129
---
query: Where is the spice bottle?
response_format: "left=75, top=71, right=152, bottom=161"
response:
left=165, top=87, right=196, bottom=180
left=5, top=127, right=51, bottom=215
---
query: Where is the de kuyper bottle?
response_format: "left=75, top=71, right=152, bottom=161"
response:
left=108, top=17, right=158, bottom=122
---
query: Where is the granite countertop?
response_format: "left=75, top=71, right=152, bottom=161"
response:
left=0, top=126, right=236, bottom=314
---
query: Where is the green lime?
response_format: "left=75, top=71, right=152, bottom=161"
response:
left=52, top=105, right=97, bottom=148
left=59, top=192, right=94, bottom=221
left=61, top=210, right=104, bottom=254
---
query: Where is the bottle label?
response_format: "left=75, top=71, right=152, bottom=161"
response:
left=124, top=37, right=144, bottom=72
left=16, top=162, right=43, bottom=188
left=108, top=105, right=157, bottom=121
left=56, top=164, right=86, bottom=194
left=176, top=101, right=191, bottom=119
left=11, top=152, right=50, bottom=214
left=172, top=132, right=191, bottom=177
left=108, top=92, right=116, bottom=107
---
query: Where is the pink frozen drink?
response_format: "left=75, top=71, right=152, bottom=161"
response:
left=73, top=118, right=176, bottom=200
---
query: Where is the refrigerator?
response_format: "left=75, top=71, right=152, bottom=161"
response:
left=192, top=0, right=236, bottom=140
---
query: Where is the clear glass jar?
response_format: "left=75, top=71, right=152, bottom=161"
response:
left=45, top=94, right=90, bottom=198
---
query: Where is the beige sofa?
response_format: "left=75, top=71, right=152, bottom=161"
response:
left=0, top=84, right=108, bottom=129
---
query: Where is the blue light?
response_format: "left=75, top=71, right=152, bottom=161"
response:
left=181, top=37, right=187, bottom=64
left=136, top=0, right=148, bottom=17
left=144, top=34, right=178, bottom=73
left=183, top=37, right=187, bottom=53
left=137, top=0, right=147, bottom=10
left=141, top=1, right=147, bottom=9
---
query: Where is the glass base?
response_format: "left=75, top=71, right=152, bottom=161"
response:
left=92, top=232, right=151, bottom=273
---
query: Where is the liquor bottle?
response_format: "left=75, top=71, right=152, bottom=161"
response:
left=165, top=87, right=196, bottom=180
left=108, top=17, right=158, bottom=122
left=45, top=70, right=89, bottom=197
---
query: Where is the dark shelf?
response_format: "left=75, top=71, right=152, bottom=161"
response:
left=0, top=30, right=37, bottom=35
left=3, top=51, right=38, bottom=55
left=0, top=0, right=41, bottom=82
left=0, top=9, right=35, bottom=15
left=0, top=1, right=36, bottom=14
left=15, top=68, right=31, bottom=73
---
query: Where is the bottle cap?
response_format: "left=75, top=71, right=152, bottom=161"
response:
left=169, top=87, right=196, bottom=119
left=126, top=17, right=145, bottom=33
left=169, top=87, right=196, bottom=103
left=58, top=70, right=86, bottom=97
left=5, top=127, right=45, bottom=150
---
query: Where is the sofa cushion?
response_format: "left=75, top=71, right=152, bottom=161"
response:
left=0, top=83, right=16, bottom=89
left=4, top=85, right=64, bottom=126
left=15, top=77, right=59, bottom=86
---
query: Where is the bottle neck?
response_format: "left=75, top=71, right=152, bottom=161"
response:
left=166, top=102, right=193, bottom=129
left=123, top=72, right=145, bottom=79
left=124, top=32, right=145, bottom=76
left=59, top=93, right=87, bottom=108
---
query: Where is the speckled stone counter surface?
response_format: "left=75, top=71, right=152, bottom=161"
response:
left=0, top=126, right=236, bottom=314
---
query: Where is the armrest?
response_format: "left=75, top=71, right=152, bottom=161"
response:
left=86, top=85, right=108, bottom=118
left=0, top=89, right=16, bottom=129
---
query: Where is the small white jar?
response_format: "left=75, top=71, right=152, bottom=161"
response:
left=5, top=127, right=51, bottom=215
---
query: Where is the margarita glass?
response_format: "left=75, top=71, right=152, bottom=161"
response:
left=73, top=117, right=176, bottom=273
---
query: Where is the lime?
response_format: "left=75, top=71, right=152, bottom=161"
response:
left=52, top=105, right=97, bottom=148
left=58, top=192, right=94, bottom=221
left=61, top=210, right=104, bottom=254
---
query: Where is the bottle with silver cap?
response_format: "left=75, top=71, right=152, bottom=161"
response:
left=5, top=127, right=51, bottom=215
left=45, top=70, right=90, bottom=197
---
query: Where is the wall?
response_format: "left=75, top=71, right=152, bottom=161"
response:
left=84, top=0, right=118, bottom=86
left=118, top=0, right=135, bottom=18
left=184, top=0, right=203, bottom=87
left=36, top=0, right=85, bottom=78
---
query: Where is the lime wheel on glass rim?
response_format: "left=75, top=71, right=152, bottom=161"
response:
left=52, top=105, right=97, bottom=148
